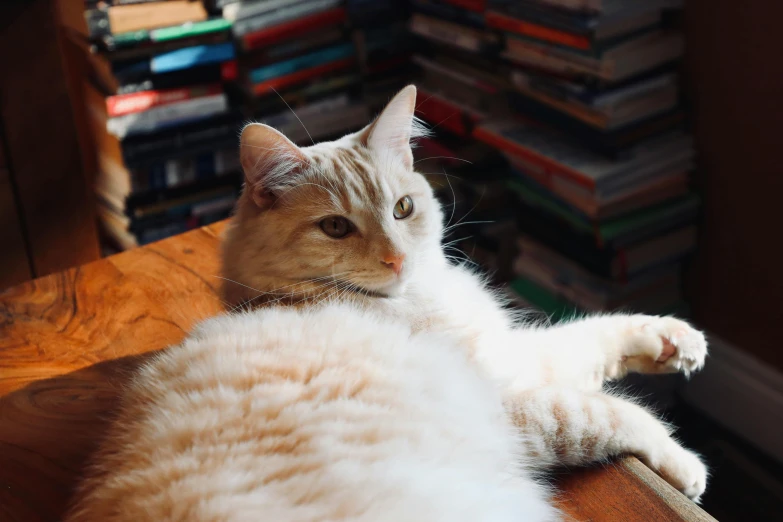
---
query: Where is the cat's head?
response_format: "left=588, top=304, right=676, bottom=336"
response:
left=223, top=86, right=444, bottom=303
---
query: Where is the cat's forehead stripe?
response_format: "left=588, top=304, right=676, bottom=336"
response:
left=331, top=147, right=384, bottom=208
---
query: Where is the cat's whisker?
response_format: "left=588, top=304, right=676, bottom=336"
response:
left=442, top=236, right=473, bottom=249
left=413, top=156, right=473, bottom=165
left=270, top=86, right=315, bottom=146
left=443, top=168, right=457, bottom=229
left=443, top=220, right=495, bottom=234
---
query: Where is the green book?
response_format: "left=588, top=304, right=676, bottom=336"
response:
left=507, top=178, right=700, bottom=246
left=150, top=19, right=232, bottom=42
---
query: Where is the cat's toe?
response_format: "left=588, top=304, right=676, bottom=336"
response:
left=656, top=318, right=708, bottom=376
left=658, top=448, right=708, bottom=503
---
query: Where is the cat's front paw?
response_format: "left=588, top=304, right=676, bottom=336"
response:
left=658, top=447, right=709, bottom=503
left=626, top=316, right=708, bottom=376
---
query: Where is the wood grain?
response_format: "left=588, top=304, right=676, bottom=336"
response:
left=0, top=0, right=100, bottom=282
left=0, top=126, right=32, bottom=290
left=0, top=221, right=712, bottom=521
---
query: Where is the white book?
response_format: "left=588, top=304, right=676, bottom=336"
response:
left=232, top=0, right=342, bottom=37
left=106, top=94, right=228, bottom=138
left=222, top=0, right=304, bottom=22
left=409, top=14, right=488, bottom=53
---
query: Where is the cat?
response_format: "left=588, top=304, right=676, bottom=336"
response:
left=66, top=86, right=707, bottom=522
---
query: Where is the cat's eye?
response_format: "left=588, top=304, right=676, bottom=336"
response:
left=319, top=216, right=353, bottom=239
left=393, top=196, right=414, bottom=219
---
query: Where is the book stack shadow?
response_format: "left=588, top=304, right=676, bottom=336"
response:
left=409, top=0, right=699, bottom=319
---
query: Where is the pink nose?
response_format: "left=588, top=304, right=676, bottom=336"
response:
left=381, top=254, right=405, bottom=275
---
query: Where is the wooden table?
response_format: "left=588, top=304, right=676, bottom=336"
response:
left=0, top=221, right=716, bottom=522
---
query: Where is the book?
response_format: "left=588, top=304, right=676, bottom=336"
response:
left=120, top=112, right=243, bottom=165
left=240, top=7, right=348, bottom=50
left=248, top=43, right=356, bottom=84
left=223, top=0, right=304, bottom=21
left=242, top=27, right=347, bottom=69
left=508, top=176, right=700, bottom=248
left=415, top=88, right=485, bottom=137
left=410, top=0, right=487, bottom=29
left=488, top=0, right=682, bottom=40
left=96, top=147, right=241, bottom=211
left=232, top=0, right=342, bottom=36
left=85, top=0, right=208, bottom=38
left=505, top=92, right=685, bottom=155
left=409, top=13, right=500, bottom=54
left=516, top=220, right=696, bottom=281
left=507, top=157, right=691, bottom=221
left=106, top=83, right=223, bottom=117
left=251, top=57, right=358, bottom=96
left=510, top=70, right=680, bottom=130
left=106, top=93, right=228, bottom=138
left=511, top=69, right=678, bottom=109
left=112, top=42, right=236, bottom=79
left=510, top=261, right=683, bottom=315
left=502, top=30, right=684, bottom=83
left=474, top=120, right=693, bottom=197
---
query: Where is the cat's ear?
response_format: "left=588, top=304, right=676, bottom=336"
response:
left=360, top=85, right=422, bottom=170
left=240, top=123, right=307, bottom=208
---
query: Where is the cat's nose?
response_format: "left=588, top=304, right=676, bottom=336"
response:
left=381, top=254, right=405, bottom=275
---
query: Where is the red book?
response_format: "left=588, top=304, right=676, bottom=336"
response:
left=252, top=58, right=356, bottom=96
left=472, top=124, right=595, bottom=190
left=443, top=0, right=487, bottom=13
left=105, top=84, right=223, bottom=117
left=416, top=90, right=481, bottom=138
left=241, top=8, right=347, bottom=51
left=485, top=11, right=591, bottom=50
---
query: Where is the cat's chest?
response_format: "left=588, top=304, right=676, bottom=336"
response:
left=374, top=267, right=510, bottom=352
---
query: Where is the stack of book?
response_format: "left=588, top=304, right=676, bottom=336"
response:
left=348, top=0, right=413, bottom=110
left=80, top=0, right=243, bottom=249
left=409, top=0, right=699, bottom=318
left=224, top=0, right=371, bottom=145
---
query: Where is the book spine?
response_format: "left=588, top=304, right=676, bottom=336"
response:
left=106, top=84, right=223, bottom=117
left=225, top=0, right=303, bottom=22
left=473, top=126, right=596, bottom=191
left=416, top=90, right=481, bottom=138
left=149, top=18, right=232, bottom=42
left=252, top=57, right=357, bottom=95
left=485, top=11, right=591, bottom=50
left=233, top=0, right=341, bottom=36
left=106, top=1, right=208, bottom=34
left=241, top=8, right=347, bottom=50
left=107, top=94, right=228, bottom=138
left=249, top=43, right=355, bottom=84
left=151, top=42, right=235, bottom=74
left=409, top=15, right=484, bottom=53
left=442, top=0, right=487, bottom=13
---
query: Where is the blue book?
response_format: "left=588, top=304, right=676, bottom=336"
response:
left=151, top=42, right=235, bottom=74
left=249, top=43, right=355, bottom=84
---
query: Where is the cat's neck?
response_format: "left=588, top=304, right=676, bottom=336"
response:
left=222, top=274, right=378, bottom=311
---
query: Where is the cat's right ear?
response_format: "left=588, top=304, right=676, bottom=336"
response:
left=240, top=123, right=307, bottom=208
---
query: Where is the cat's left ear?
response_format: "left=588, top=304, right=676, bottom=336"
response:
left=360, top=85, right=420, bottom=170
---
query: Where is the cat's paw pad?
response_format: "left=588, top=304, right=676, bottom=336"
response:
left=658, top=448, right=708, bottom=503
left=633, top=317, right=708, bottom=376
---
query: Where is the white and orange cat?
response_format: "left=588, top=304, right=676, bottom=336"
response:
left=67, top=86, right=708, bottom=522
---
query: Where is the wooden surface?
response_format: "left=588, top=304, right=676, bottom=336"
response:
left=0, top=221, right=715, bottom=522
left=0, top=126, right=32, bottom=289
left=0, top=0, right=100, bottom=287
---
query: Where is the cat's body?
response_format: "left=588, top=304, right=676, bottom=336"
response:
left=67, top=86, right=708, bottom=522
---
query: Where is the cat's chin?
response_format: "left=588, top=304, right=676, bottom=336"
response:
left=358, top=277, right=408, bottom=298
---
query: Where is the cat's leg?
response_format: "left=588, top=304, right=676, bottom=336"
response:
left=507, top=314, right=708, bottom=391
left=504, top=386, right=708, bottom=502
